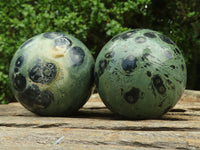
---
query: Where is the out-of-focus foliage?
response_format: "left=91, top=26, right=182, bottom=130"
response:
left=0, top=0, right=199, bottom=103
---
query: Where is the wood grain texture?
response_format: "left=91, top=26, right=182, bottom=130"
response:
left=0, top=90, right=200, bottom=149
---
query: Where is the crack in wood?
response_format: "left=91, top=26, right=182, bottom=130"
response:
left=55, top=139, right=163, bottom=148
left=189, top=108, right=200, bottom=111
left=170, top=109, right=186, bottom=112
left=0, top=123, right=200, bottom=132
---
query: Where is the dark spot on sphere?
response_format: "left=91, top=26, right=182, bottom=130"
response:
left=122, top=55, right=137, bottom=73
left=43, top=32, right=65, bottom=39
left=20, top=38, right=34, bottom=49
left=166, top=79, right=175, bottom=89
left=170, top=65, right=176, bottom=69
left=18, top=84, right=53, bottom=109
left=111, top=30, right=137, bottom=41
left=144, top=32, right=157, bottom=38
left=98, top=59, right=108, bottom=76
left=146, top=63, right=151, bottom=67
left=13, top=73, right=26, bottom=91
left=158, top=34, right=174, bottom=45
left=146, top=71, right=152, bottom=77
left=14, top=68, right=19, bottom=73
left=120, top=30, right=137, bottom=40
left=164, top=74, right=169, bottom=78
left=181, top=64, right=185, bottom=71
left=105, top=51, right=115, bottom=59
left=144, top=63, right=151, bottom=68
left=19, top=84, right=40, bottom=104
left=141, top=53, right=149, bottom=61
left=29, top=63, right=57, bottom=84
left=152, top=75, right=166, bottom=95
left=35, top=90, right=54, bottom=109
left=15, top=56, right=24, bottom=67
left=174, top=48, right=181, bottom=55
left=55, top=36, right=72, bottom=47
left=124, top=87, right=141, bottom=104
left=69, top=46, right=85, bottom=66
left=135, top=36, right=146, bottom=43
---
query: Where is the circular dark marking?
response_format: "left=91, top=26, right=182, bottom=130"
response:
left=15, top=56, right=24, bottom=67
left=174, top=48, right=181, bottom=55
left=35, top=90, right=54, bottom=109
left=164, top=51, right=173, bottom=59
left=135, top=36, right=146, bottom=43
left=18, top=84, right=53, bottom=109
left=105, top=51, right=115, bottom=59
left=14, top=68, right=19, bottom=73
left=124, top=87, right=140, bottom=104
left=158, top=34, right=174, bottom=45
left=146, top=71, right=152, bottom=77
left=152, top=75, right=166, bottom=95
left=111, top=30, right=137, bottom=41
left=98, top=59, right=108, bottom=76
left=13, top=73, right=26, bottom=91
left=55, top=36, right=72, bottom=47
left=144, top=32, right=157, bottom=38
left=20, top=38, right=34, bottom=49
left=69, top=46, right=85, bottom=66
left=120, top=30, right=137, bottom=40
left=29, top=62, right=57, bottom=84
left=43, top=32, right=65, bottom=39
left=170, top=65, right=176, bottom=69
left=122, top=55, right=137, bottom=73
left=19, top=84, right=40, bottom=105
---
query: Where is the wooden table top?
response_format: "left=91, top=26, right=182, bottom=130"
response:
left=0, top=90, right=200, bottom=149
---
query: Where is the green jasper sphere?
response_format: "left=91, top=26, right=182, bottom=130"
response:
left=9, top=32, right=94, bottom=116
left=94, top=29, right=187, bottom=119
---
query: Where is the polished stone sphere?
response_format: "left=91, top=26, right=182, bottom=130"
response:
left=9, top=32, right=94, bottom=116
left=94, top=29, right=187, bottom=119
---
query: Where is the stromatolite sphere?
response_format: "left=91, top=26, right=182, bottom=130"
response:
left=94, top=29, right=187, bottom=119
left=9, top=32, right=94, bottom=116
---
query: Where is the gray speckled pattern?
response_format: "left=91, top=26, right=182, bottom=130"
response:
left=94, top=29, right=187, bottom=119
left=9, top=32, right=94, bottom=116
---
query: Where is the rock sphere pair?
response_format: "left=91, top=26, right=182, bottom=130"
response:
left=9, top=29, right=187, bottom=119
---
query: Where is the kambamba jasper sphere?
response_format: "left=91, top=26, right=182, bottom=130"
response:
left=94, top=29, right=187, bottom=119
left=9, top=32, right=94, bottom=116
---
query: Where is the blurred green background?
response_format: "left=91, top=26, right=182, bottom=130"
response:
left=0, top=0, right=200, bottom=104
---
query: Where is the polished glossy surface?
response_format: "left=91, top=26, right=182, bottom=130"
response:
left=9, top=32, right=94, bottom=116
left=95, top=29, right=187, bottom=119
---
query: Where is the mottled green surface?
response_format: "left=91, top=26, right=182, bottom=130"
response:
left=9, top=32, right=94, bottom=116
left=95, top=29, right=187, bottom=119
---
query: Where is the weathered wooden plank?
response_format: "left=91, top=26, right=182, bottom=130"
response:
left=0, top=127, right=199, bottom=149
left=0, top=90, right=200, bottom=149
